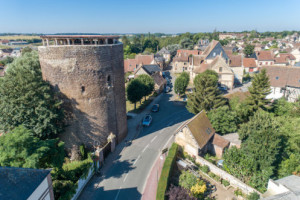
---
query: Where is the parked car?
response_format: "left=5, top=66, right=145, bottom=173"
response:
left=151, top=104, right=159, bottom=112
left=217, top=160, right=224, bottom=168
left=162, top=71, right=166, bottom=78
left=142, top=115, right=152, bottom=126
left=165, top=86, right=171, bottom=93
left=218, top=84, right=228, bottom=91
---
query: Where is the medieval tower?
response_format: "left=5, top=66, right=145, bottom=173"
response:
left=38, top=35, right=127, bottom=150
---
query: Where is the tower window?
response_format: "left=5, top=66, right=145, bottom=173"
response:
left=81, top=86, right=85, bottom=93
left=107, top=75, right=111, bottom=86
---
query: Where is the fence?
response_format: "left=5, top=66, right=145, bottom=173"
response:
left=71, top=161, right=99, bottom=200
left=195, top=156, right=261, bottom=195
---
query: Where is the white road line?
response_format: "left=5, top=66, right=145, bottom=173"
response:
left=114, top=186, right=122, bottom=200
left=151, top=135, right=158, bottom=143
left=133, top=155, right=141, bottom=165
left=163, top=135, right=174, bottom=149
left=123, top=174, right=128, bottom=182
left=142, top=144, right=149, bottom=153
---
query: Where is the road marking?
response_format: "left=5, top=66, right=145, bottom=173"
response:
left=133, top=155, right=141, bottom=165
left=114, top=186, right=122, bottom=200
left=142, top=144, right=149, bottom=153
left=163, top=135, right=174, bottom=149
left=151, top=136, right=157, bottom=143
left=123, top=174, right=128, bottom=182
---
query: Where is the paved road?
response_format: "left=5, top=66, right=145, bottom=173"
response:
left=79, top=72, right=193, bottom=200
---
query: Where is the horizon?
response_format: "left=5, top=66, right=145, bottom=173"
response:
left=1, top=0, right=300, bottom=33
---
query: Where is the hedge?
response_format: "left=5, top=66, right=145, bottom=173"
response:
left=156, top=143, right=178, bottom=200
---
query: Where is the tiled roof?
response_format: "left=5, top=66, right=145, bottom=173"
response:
left=173, top=54, right=189, bottom=62
left=0, top=167, right=51, bottom=200
left=151, top=73, right=166, bottom=87
left=124, top=58, right=137, bottom=72
left=263, top=66, right=300, bottom=88
left=243, top=58, right=257, bottom=68
left=177, top=49, right=201, bottom=56
left=275, top=53, right=296, bottom=64
left=136, top=54, right=154, bottom=65
left=202, top=40, right=219, bottom=56
left=212, top=133, right=230, bottom=149
left=229, top=55, right=242, bottom=67
left=257, top=51, right=274, bottom=61
left=142, top=64, right=161, bottom=75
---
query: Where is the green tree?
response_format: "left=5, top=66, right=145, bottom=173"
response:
left=208, top=106, right=239, bottom=135
left=181, top=71, right=190, bottom=84
left=243, top=44, right=255, bottom=57
left=121, top=35, right=130, bottom=47
left=126, top=79, right=145, bottom=109
left=246, top=68, right=271, bottom=112
left=0, top=56, right=14, bottom=66
left=180, top=37, right=194, bottom=49
left=136, top=74, right=154, bottom=100
left=278, top=153, right=300, bottom=178
left=187, top=72, right=226, bottom=114
left=179, top=171, right=198, bottom=190
left=0, top=126, right=64, bottom=169
left=247, top=192, right=260, bottom=200
left=0, top=51, right=64, bottom=138
left=175, top=76, right=187, bottom=95
left=21, top=46, right=32, bottom=56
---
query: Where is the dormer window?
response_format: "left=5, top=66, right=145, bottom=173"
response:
left=206, top=128, right=212, bottom=135
left=276, top=76, right=279, bottom=80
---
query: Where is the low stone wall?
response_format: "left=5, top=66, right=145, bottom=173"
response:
left=195, top=156, right=261, bottom=195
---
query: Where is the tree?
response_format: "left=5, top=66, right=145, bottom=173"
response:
left=174, top=72, right=190, bottom=96
left=243, top=44, right=255, bottom=57
left=136, top=74, right=154, bottom=100
left=247, top=192, right=260, bottom=200
left=187, top=71, right=226, bottom=114
left=246, top=68, right=271, bottom=112
left=0, top=56, right=14, bottom=66
left=166, top=184, right=196, bottom=200
left=121, top=35, right=130, bottom=47
left=126, top=79, right=145, bottom=109
left=278, top=153, right=300, bottom=178
left=179, top=171, right=198, bottom=190
left=181, top=71, right=190, bottom=84
left=208, top=106, right=239, bottom=135
left=0, top=126, right=65, bottom=169
left=180, top=37, right=194, bottom=49
left=0, top=51, right=64, bottom=138
left=21, top=46, right=32, bottom=56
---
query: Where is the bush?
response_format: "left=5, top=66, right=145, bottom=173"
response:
left=52, top=180, right=77, bottom=200
left=201, top=165, right=210, bottom=173
left=179, top=171, right=198, bottom=190
left=234, top=189, right=244, bottom=197
left=222, top=179, right=230, bottom=187
left=156, top=143, right=178, bottom=200
left=214, top=175, right=221, bottom=182
left=166, top=184, right=196, bottom=200
left=247, top=192, right=260, bottom=200
left=208, top=172, right=215, bottom=178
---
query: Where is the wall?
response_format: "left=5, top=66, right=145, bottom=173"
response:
left=28, top=176, right=53, bottom=200
left=38, top=44, right=127, bottom=150
left=231, top=66, right=244, bottom=84
left=172, top=61, right=189, bottom=73
left=175, top=127, right=199, bottom=156
left=195, top=156, right=261, bottom=195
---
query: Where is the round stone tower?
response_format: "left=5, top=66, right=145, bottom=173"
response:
left=38, top=35, right=127, bottom=150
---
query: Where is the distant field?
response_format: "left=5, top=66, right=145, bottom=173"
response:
left=0, top=35, right=41, bottom=40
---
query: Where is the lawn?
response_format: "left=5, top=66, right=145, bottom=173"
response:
left=126, top=93, right=157, bottom=113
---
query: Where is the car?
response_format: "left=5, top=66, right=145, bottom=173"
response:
left=165, top=86, right=171, bottom=93
left=162, top=71, right=166, bottom=78
left=218, top=84, right=228, bottom=91
left=217, top=159, right=224, bottom=168
left=151, top=104, right=159, bottom=112
left=142, top=115, right=152, bottom=126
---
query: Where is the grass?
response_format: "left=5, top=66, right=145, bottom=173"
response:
left=126, top=93, right=157, bottom=113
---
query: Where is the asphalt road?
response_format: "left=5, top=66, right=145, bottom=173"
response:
left=79, top=72, right=193, bottom=200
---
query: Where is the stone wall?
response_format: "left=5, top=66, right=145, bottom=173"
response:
left=38, top=44, right=127, bottom=151
left=195, top=156, right=261, bottom=195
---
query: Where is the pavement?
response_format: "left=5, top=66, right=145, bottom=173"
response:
left=78, top=71, right=194, bottom=200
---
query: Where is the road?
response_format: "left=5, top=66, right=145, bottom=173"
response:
left=79, top=71, right=193, bottom=200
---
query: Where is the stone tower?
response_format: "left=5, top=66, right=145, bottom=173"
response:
left=38, top=35, right=127, bottom=150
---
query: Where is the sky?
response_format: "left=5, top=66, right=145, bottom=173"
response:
left=1, top=0, right=300, bottom=34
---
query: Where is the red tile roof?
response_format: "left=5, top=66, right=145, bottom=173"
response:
left=135, top=54, right=154, bottom=65
left=124, top=59, right=137, bottom=73
left=257, top=51, right=274, bottom=61
left=229, top=55, right=242, bottom=67
left=177, top=49, right=201, bottom=56
left=212, top=133, right=230, bottom=149
left=263, top=66, right=300, bottom=88
left=243, top=58, right=257, bottom=68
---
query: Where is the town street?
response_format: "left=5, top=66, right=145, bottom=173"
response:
left=79, top=72, right=194, bottom=200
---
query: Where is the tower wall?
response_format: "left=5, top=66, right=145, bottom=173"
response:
left=38, top=43, right=127, bottom=150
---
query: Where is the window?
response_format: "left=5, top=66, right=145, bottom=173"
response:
left=81, top=86, right=85, bottom=93
left=219, top=67, right=223, bottom=72
left=206, top=128, right=212, bottom=135
left=276, top=76, right=279, bottom=80
left=107, top=75, right=111, bottom=86
left=213, top=52, right=216, bottom=56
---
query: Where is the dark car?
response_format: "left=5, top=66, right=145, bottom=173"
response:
left=151, top=104, right=159, bottom=112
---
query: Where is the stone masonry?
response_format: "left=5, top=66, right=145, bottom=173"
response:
left=38, top=35, right=127, bottom=151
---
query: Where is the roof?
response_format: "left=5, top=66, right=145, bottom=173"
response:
left=221, top=133, right=241, bottom=146
left=135, top=54, right=154, bottom=65
left=0, top=167, right=51, bottom=200
left=258, top=51, right=274, bottom=61
left=177, top=111, right=215, bottom=149
left=177, top=49, right=201, bottom=56
left=212, top=134, right=230, bottom=149
left=229, top=55, right=242, bottom=67
left=263, top=66, right=300, bottom=88
left=202, top=40, right=219, bottom=56
left=158, top=47, right=170, bottom=54
left=173, top=54, right=189, bottom=62
left=275, top=53, right=296, bottom=64
left=142, top=64, right=161, bottom=75
left=243, top=58, right=257, bottom=68
left=1, top=49, right=13, bottom=53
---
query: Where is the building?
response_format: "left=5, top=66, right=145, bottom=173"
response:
left=157, top=47, right=171, bottom=62
left=243, top=58, right=258, bottom=73
left=201, top=40, right=229, bottom=63
left=175, top=111, right=230, bottom=158
left=257, top=51, right=275, bottom=66
left=263, top=175, right=300, bottom=199
left=274, top=53, right=296, bottom=66
left=124, top=54, right=155, bottom=73
left=0, top=48, right=13, bottom=57
left=38, top=35, right=127, bottom=152
left=264, top=66, right=300, bottom=102
left=0, top=167, right=54, bottom=200
left=228, top=54, right=243, bottom=84
left=219, top=33, right=236, bottom=40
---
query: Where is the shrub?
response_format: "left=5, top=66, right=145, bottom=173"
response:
left=79, top=144, right=87, bottom=159
left=166, top=184, right=196, bottom=200
left=222, top=179, right=230, bottom=187
left=201, top=165, right=210, bottom=173
left=214, top=175, right=221, bottom=182
left=234, top=189, right=244, bottom=197
left=208, top=172, right=215, bottom=178
left=179, top=171, right=198, bottom=190
left=52, top=180, right=77, bottom=200
left=190, top=180, right=207, bottom=198
left=156, top=143, right=178, bottom=200
left=247, top=192, right=260, bottom=200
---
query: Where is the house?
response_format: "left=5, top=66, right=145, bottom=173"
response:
left=243, top=58, right=258, bottom=73
left=274, top=53, right=296, bottom=66
left=0, top=167, right=54, bottom=200
left=152, top=72, right=167, bottom=93
left=0, top=49, right=13, bottom=57
left=264, top=66, right=300, bottom=102
left=124, top=54, right=155, bottom=73
left=291, top=47, right=300, bottom=62
left=172, top=52, right=190, bottom=73
left=157, top=47, right=171, bottom=62
left=263, top=175, right=300, bottom=199
left=201, top=40, right=229, bottom=63
left=228, top=54, right=243, bottom=84
left=0, top=40, right=10, bottom=45
left=219, top=33, right=236, bottom=40
left=175, top=110, right=230, bottom=158
left=221, top=133, right=241, bottom=149
left=257, top=51, right=275, bottom=66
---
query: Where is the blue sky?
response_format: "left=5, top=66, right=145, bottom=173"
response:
left=1, top=0, right=300, bottom=34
